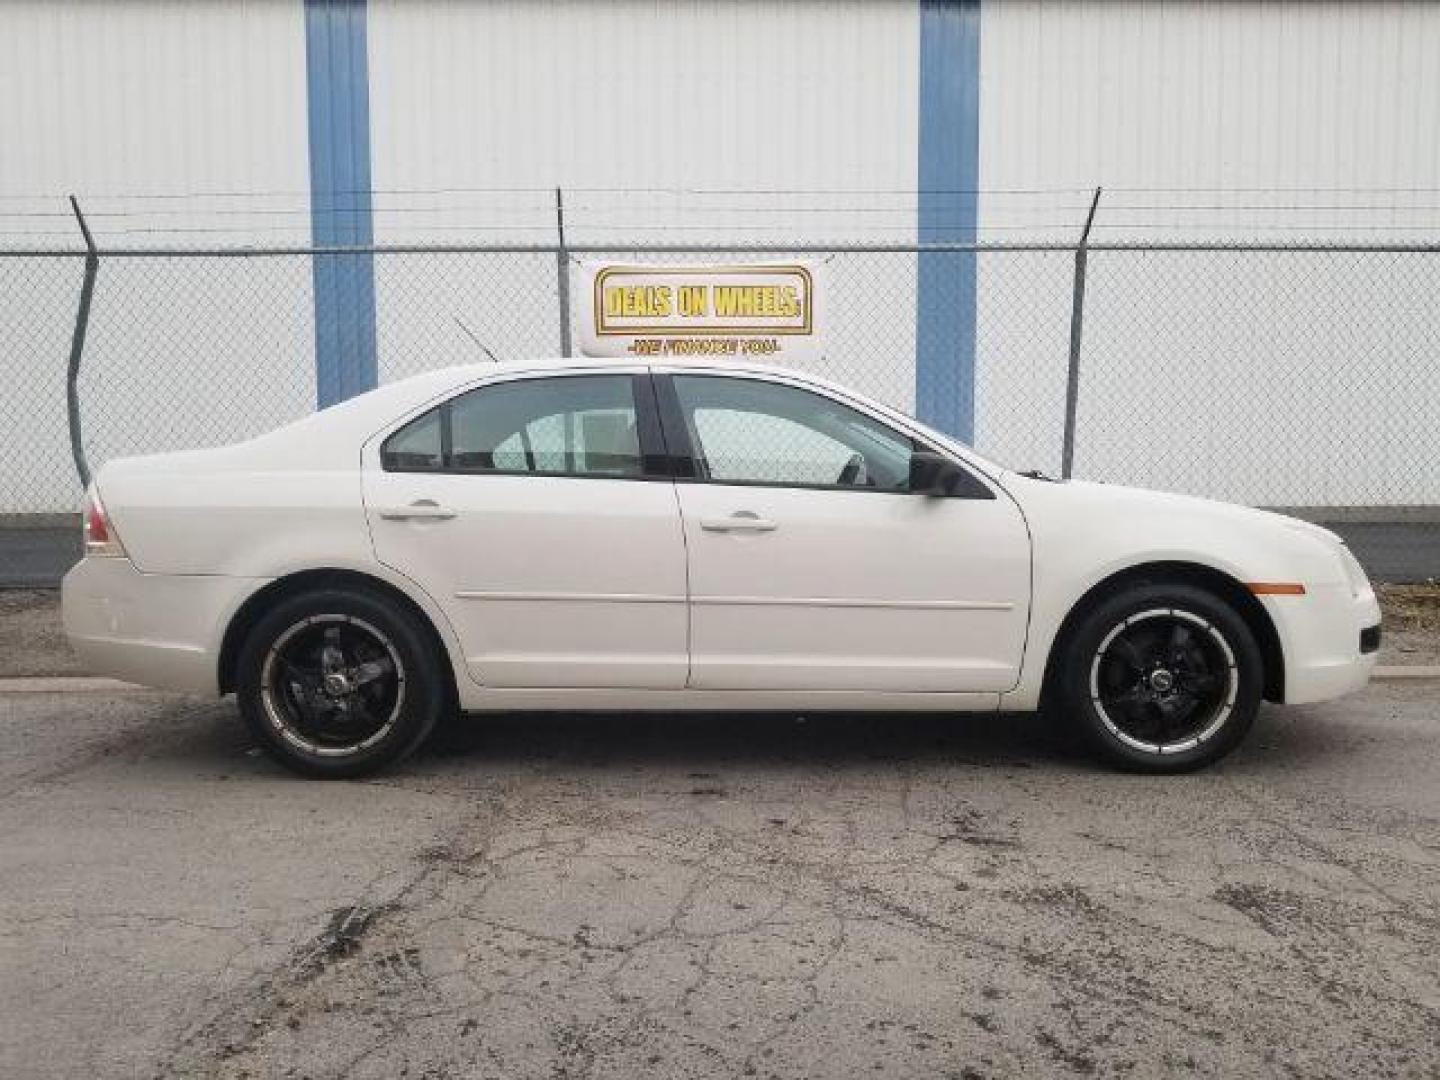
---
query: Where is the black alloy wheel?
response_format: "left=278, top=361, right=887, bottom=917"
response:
left=236, top=587, right=450, bottom=778
left=1059, top=582, right=1263, bottom=772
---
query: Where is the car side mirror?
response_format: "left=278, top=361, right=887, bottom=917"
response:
left=908, top=451, right=965, bottom=497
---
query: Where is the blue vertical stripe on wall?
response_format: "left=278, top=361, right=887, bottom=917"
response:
left=305, top=0, right=377, bottom=408
left=916, top=0, right=981, bottom=441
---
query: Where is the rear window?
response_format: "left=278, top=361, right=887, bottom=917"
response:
left=381, top=375, right=643, bottom=478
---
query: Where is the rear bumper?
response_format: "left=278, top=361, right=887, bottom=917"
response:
left=1269, top=582, right=1381, bottom=706
left=62, top=557, right=267, bottom=693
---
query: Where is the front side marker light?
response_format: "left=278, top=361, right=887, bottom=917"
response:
left=1245, top=582, right=1307, bottom=596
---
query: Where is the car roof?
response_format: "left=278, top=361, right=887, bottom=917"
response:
left=416, top=354, right=803, bottom=378
left=360, top=357, right=1002, bottom=477
left=167, top=357, right=817, bottom=470
left=361, top=355, right=860, bottom=416
left=106, top=355, right=1000, bottom=481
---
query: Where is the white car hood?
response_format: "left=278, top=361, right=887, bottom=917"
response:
left=1016, top=477, right=1338, bottom=540
left=1000, top=474, right=1348, bottom=588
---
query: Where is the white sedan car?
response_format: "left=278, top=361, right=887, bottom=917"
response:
left=63, top=358, right=1380, bottom=778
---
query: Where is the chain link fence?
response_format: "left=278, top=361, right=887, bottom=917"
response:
left=2, top=235, right=1437, bottom=579
left=1078, top=248, right=1440, bottom=508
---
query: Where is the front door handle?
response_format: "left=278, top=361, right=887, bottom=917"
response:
left=378, top=500, right=457, bottom=521
left=699, top=511, right=778, bottom=533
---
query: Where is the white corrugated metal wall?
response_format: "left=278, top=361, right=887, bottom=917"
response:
left=984, top=1, right=1440, bottom=198
left=2, top=0, right=1438, bottom=511
left=0, top=0, right=314, bottom=512
left=365, top=0, right=921, bottom=411
left=975, top=0, right=1440, bottom=502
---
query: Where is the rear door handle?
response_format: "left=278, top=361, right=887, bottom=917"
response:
left=699, top=512, right=777, bottom=533
left=378, top=500, right=456, bottom=521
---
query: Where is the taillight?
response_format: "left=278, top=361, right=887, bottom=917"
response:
left=82, top=484, right=126, bottom=558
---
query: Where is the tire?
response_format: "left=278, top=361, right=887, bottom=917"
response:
left=236, top=587, right=450, bottom=779
left=1057, top=582, right=1263, bottom=773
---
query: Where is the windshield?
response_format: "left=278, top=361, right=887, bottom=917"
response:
left=843, top=394, right=1015, bottom=479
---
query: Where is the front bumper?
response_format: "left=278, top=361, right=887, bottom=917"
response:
left=62, top=557, right=267, bottom=693
left=1267, top=581, right=1381, bottom=705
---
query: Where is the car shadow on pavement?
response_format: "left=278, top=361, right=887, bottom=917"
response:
left=110, top=699, right=1354, bottom=780
left=411, top=703, right=1363, bottom=778
left=419, top=709, right=1082, bottom=772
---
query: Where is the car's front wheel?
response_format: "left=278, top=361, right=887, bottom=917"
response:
left=1058, top=582, right=1264, bottom=772
left=236, top=587, right=449, bottom=778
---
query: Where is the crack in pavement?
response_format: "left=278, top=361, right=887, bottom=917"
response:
left=6, top=696, right=1438, bottom=1079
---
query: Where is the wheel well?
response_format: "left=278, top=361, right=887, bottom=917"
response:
left=217, top=569, right=456, bottom=699
left=1041, top=561, right=1287, bottom=705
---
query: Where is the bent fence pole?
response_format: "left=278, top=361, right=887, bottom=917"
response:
left=65, top=194, right=99, bottom=490
left=1061, top=186, right=1102, bottom=479
left=554, top=187, right=573, bottom=357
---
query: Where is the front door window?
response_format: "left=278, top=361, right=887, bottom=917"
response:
left=671, top=375, right=916, bottom=491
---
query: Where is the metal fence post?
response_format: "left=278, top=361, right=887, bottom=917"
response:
left=65, top=194, right=99, bottom=489
left=554, top=187, right=573, bottom=357
left=1060, top=186, right=1102, bottom=479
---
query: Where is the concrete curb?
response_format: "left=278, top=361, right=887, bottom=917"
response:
left=1, top=669, right=1438, bottom=695
left=1373, top=665, right=1440, bottom=680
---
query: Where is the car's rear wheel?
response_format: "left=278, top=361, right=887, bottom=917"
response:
left=236, top=588, right=448, bottom=778
left=1058, top=582, right=1263, bottom=772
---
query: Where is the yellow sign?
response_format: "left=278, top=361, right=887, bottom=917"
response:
left=579, top=262, right=822, bottom=359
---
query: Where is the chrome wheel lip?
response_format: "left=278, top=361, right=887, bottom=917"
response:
left=259, top=614, right=407, bottom=758
left=1088, top=607, right=1238, bottom=756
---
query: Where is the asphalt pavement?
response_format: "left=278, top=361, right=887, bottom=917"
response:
left=2, top=683, right=1438, bottom=1078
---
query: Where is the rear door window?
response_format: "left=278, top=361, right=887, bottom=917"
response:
left=382, top=375, right=648, bottom=478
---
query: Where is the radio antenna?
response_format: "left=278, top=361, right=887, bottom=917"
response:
left=453, top=315, right=500, bottom=363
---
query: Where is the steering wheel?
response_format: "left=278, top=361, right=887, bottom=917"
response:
left=836, top=452, right=866, bottom=487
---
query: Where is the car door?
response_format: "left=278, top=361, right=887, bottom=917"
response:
left=363, top=370, right=688, bottom=689
left=657, top=370, right=1031, bottom=693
